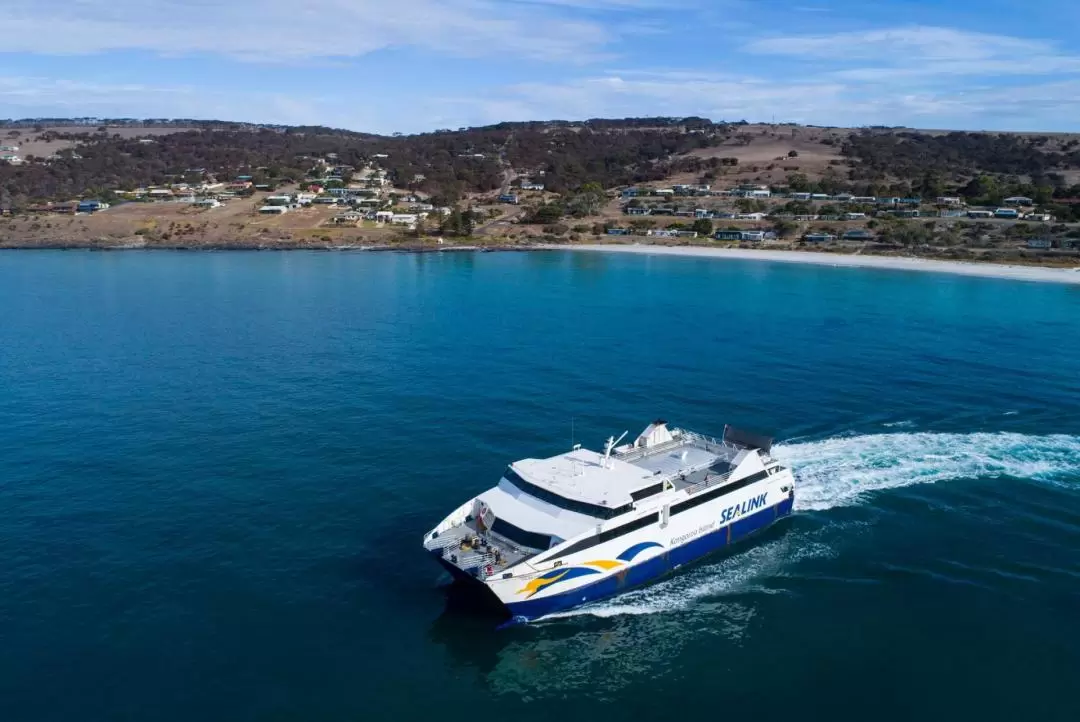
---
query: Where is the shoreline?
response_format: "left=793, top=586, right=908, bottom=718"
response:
left=547, top=244, right=1080, bottom=285
left=3, top=239, right=1080, bottom=284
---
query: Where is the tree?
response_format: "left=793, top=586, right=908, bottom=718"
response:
left=772, top=219, right=797, bottom=238
left=788, top=150, right=799, bottom=158
left=462, top=206, right=475, bottom=236
left=786, top=172, right=811, bottom=192
left=530, top=203, right=564, bottom=224
left=735, top=198, right=765, bottom=213
left=691, top=218, right=713, bottom=236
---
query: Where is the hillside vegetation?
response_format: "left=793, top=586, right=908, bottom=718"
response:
left=0, top=117, right=727, bottom=206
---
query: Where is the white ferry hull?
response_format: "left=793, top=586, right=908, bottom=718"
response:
left=490, top=490, right=794, bottom=622
left=424, top=422, right=796, bottom=623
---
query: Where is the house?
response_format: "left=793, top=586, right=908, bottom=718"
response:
left=803, top=232, right=836, bottom=243
left=0, top=145, right=18, bottom=152
left=936, top=196, right=964, bottom=206
left=390, top=214, right=418, bottom=226
left=748, top=189, right=772, bottom=198
left=77, top=200, right=109, bottom=213
left=0, top=153, right=22, bottom=164
left=852, top=196, right=876, bottom=204
left=842, top=229, right=874, bottom=241
left=313, top=196, right=338, bottom=204
left=263, top=195, right=293, bottom=207
left=1025, top=213, right=1054, bottom=222
left=258, top=205, right=288, bottom=214
left=654, top=189, right=676, bottom=197
left=1004, top=196, right=1033, bottom=206
left=194, top=199, right=221, bottom=209
left=606, top=228, right=631, bottom=236
left=895, top=210, right=921, bottom=218
left=994, top=208, right=1020, bottom=219
left=810, top=193, right=830, bottom=201
left=332, top=212, right=363, bottom=225
left=898, top=197, right=922, bottom=206
left=714, top=230, right=762, bottom=241
left=621, top=188, right=640, bottom=198
left=374, top=211, right=394, bottom=223
left=497, top=194, right=519, bottom=204
left=694, top=209, right=711, bottom=218
left=1026, top=238, right=1052, bottom=249
left=843, top=212, right=866, bottom=220
left=646, top=229, right=697, bottom=239
left=834, top=193, right=855, bottom=202
left=734, top=212, right=767, bottom=221
left=521, top=182, right=545, bottom=191
left=939, top=209, right=967, bottom=218
left=967, top=209, right=994, bottom=218
left=147, top=189, right=174, bottom=198
left=791, top=192, right=812, bottom=201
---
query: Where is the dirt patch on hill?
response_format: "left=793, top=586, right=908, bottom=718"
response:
left=669, top=124, right=850, bottom=186
left=2, top=125, right=200, bottom=159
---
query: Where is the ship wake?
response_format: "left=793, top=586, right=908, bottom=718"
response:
left=545, top=430, right=1080, bottom=621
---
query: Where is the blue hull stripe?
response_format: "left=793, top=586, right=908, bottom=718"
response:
left=505, top=495, right=794, bottom=620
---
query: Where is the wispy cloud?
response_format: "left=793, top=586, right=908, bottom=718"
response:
left=0, top=0, right=618, bottom=63
left=746, top=25, right=1080, bottom=78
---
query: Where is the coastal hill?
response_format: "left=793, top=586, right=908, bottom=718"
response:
left=1, top=117, right=1080, bottom=264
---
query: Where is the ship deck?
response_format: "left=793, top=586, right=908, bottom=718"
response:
left=425, top=518, right=533, bottom=577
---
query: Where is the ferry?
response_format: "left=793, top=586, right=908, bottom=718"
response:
left=423, top=420, right=795, bottom=622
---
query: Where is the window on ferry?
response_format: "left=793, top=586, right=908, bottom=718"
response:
left=490, top=518, right=552, bottom=551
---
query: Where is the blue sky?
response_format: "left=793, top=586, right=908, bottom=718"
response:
left=4, top=0, right=1080, bottom=134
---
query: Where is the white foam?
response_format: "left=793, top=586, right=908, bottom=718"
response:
left=542, top=430, right=1080, bottom=622
left=774, top=431, right=1080, bottom=512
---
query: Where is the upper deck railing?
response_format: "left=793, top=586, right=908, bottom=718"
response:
left=613, top=428, right=743, bottom=463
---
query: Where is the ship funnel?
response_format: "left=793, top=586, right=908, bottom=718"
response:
left=636, top=419, right=673, bottom=449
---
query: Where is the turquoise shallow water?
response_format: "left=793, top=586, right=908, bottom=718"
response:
left=1, top=250, right=1079, bottom=721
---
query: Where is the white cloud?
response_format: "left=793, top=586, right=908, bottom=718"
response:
left=8, top=67, right=1080, bottom=134
left=436, top=69, right=1080, bottom=132
left=746, top=25, right=1080, bottom=79
left=0, top=0, right=614, bottom=62
left=747, top=26, right=1048, bottom=61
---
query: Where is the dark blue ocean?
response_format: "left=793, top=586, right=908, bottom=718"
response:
left=2, top=250, right=1079, bottom=722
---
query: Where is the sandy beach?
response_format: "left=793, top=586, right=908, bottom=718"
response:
left=551, top=244, right=1080, bottom=285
